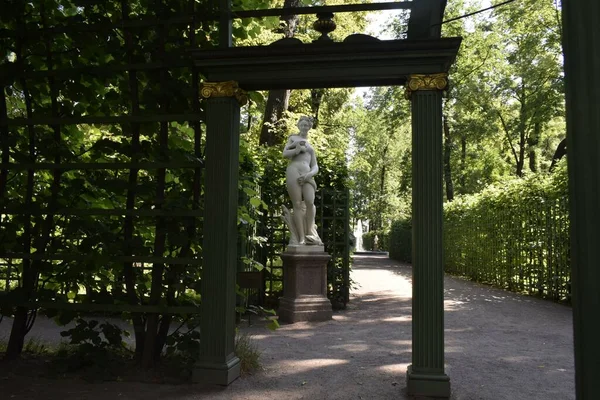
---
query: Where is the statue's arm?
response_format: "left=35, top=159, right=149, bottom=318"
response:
left=283, top=137, right=299, bottom=159
left=305, top=150, right=319, bottom=179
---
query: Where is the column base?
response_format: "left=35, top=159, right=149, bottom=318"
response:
left=406, top=365, right=451, bottom=398
left=192, top=356, right=241, bottom=385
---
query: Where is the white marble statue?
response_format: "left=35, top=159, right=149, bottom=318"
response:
left=282, top=116, right=323, bottom=246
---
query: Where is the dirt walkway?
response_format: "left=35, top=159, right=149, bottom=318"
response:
left=0, top=254, right=574, bottom=399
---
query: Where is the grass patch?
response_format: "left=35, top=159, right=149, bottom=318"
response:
left=235, top=331, right=261, bottom=376
left=0, top=336, right=52, bottom=355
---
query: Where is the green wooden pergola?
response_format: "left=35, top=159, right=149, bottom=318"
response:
left=192, top=1, right=600, bottom=399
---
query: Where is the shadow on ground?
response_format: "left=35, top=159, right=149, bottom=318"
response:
left=0, top=254, right=574, bottom=400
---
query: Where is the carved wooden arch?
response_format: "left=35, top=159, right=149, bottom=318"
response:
left=190, top=35, right=460, bottom=91
left=193, top=1, right=456, bottom=90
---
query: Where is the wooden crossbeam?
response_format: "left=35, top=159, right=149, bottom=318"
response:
left=231, top=2, right=412, bottom=19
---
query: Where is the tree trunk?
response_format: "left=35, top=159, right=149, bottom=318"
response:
left=121, top=0, right=147, bottom=361
left=30, top=4, right=64, bottom=344
left=310, top=89, right=325, bottom=128
left=516, top=121, right=526, bottom=177
left=459, top=135, right=466, bottom=191
left=0, top=89, right=9, bottom=200
left=260, top=91, right=290, bottom=146
left=259, top=0, right=300, bottom=146
left=6, top=148, right=34, bottom=358
left=528, top=149, right=537, bottom=173
left=141, top=121, right=168, bottom=368
left=141, top=14, right=169, bottom=368
left=443, top=115, right=454, bottom=201
left=549, top=138, right=567, bottom=172
left=375, top=145, right=388, bottom=231
left=8, top=10, right=63, bottom=358
left=516, top=84, right=526, bottom=177
left=528, top=122, right=540, bottom=173
left=6, top=29, right=35, bottom=361
left=516, top=144, right=525, bottom=177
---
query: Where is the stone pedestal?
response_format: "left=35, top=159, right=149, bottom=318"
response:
left=278, top=246, right=332, bottom=323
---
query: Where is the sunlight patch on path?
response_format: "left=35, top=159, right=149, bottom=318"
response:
left=271, top=359, right=349, bottom=374
left=351, top=266, right=411, bottom=296
left=377, top=362, right=410, bottom=375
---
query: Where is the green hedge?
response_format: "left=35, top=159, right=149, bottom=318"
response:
left=444, top=165, right=570, bottom=302
left=388, top=219, right=412, bottom=263
left=389, top=163, right=570, bottom=303
left=362, top=231, right=375, bottom=250
left=362, top=230, right=387, bottom=251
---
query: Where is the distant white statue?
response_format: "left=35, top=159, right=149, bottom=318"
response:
left=282, top=116, right=323, bottom=246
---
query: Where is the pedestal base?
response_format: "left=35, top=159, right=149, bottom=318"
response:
left=406, top=365, right=451, bottom=398
left=279, top=295, right=333, bottom=323
left=192, top=356, right=241, bottom=385
left=278, top=248, right=332, bottom=323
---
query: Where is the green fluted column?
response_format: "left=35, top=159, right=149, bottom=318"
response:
left=406, top=74, right=451, bottom=398
left=193, top=81, right=247, bottom=385
left=562, top=1, right=600, bottom=398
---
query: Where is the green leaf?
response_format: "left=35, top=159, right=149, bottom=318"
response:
left=249, top=197, right=261, bottom=208
left=252, top=262, right=264, bottom=272
left=266, top=318, right=280, bottom=331
left=243, top=187, right=258, bottom=197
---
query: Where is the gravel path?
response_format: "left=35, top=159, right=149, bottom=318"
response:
left=0, top=254, right=575, bottom=399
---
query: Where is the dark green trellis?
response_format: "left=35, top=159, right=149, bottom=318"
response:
left=0, top=2, right=216, bottom=362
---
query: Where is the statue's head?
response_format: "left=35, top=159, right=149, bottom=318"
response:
left=297, top=116, right=313, bottom=133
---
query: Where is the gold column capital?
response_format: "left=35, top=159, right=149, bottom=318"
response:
left=405, top=73, right=449, bottom=99
left=200, top=81, right=248, bottom=105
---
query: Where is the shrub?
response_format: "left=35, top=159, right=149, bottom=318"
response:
left=362, top=231, right=375, bottom=250
left=389, top=219, right=412, bottom=263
